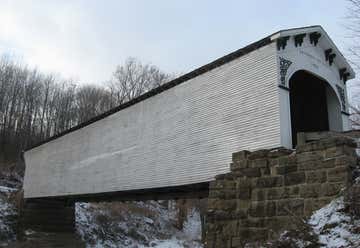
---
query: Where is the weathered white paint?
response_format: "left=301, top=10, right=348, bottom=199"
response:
left=24, top=43, right=281, bottom=198
left=278, top=87, right=292, bottom=149
left=326, top=87, right=342, bottom=131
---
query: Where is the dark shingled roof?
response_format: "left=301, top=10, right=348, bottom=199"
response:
left=26, top=29, right=283, bottom=151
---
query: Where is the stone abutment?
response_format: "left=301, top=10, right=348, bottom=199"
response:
left=205, top=137, right=358, bottom=247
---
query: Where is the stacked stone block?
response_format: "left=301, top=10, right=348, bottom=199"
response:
left=18, top=199, right=85, bottom=247
left=205, top=137, right=357, bottom=248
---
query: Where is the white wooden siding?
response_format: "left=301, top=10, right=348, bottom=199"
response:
left=24, top=43, right=281, bottom=198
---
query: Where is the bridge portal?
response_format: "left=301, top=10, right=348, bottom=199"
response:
left=289, top=70, right=342, bottom=146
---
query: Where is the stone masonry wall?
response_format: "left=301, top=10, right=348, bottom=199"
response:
left=18, top=199, right=85, bottom=247
left=205, top=137, right=358, bottom=247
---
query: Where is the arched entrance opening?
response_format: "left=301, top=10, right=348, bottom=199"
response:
left=289, top=70, right=342, bottom=147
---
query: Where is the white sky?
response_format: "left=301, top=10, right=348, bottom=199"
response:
left=0, top=0, right=354, bottom=85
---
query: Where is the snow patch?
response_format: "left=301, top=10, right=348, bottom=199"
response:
left=146, top=237, right=202, bottom=248
left=76, top=201, right=203, bottom=248
left=0, top=186, right=17, bottom=246
left=182, top=208, right=202, bottom=241
left=309, top=197, right=360, bottom=247
left=0, top=186, right=16, bottom=193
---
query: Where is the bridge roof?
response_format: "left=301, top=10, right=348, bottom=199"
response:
left=25, top=25, right=354, bottom=151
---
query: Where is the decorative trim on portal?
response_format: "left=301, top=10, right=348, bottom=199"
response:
left=336, top=84, right=346, bottom=111
left=277, top=36, right=290, bottom=50
left=278, top=85, right=290, bottom=91
left=279, top=57, right=292, bottom=86
left=325, top=49, right=336, bottom=66
left=294, top=33, right=306, bottom=47
left=309, top=32, right=321, bottom=46
left=339, top=68, right=351, bottom=84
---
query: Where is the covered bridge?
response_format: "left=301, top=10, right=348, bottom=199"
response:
left=23, top=25, right=355, bottom=200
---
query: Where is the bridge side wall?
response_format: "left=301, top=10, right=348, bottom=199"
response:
left=24, top=42, right=281, bottom=198
left=205, top=137, right=357, bottom=247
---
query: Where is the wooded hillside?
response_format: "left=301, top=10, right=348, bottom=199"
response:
left=0, top=56, right=171, bottom=162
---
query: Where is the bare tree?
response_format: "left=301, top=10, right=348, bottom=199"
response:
left=347, top=0, right=360, bottom=68
left=345, top=0, right=360, bottom=128
left=76, top=85, right=113, bottom=123
left=109, top=57, right=171, bottom=105
left=0, top=56, right=172, bottom=163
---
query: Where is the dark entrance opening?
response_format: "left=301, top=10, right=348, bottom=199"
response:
left=289, top=70, right=330, bottom=147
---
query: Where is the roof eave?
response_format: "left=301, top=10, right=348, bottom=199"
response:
left=272, top=25, right=355, bottom=79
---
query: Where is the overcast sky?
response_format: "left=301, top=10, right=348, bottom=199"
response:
left=0, top=0, right=353, bottom=85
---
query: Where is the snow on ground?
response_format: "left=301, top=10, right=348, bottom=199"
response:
left=309, top=197, right=360, bottom=248
left=144, top=237, right=200, bottom=248
left=0, top=185, right=17, bottom=247
left=182, top=208, right=202, bottom=241
left=146, top=208, right=203, bottom=248
left=0, top=186, right=15, bottom=192
left=76, top=201, right=203, bottom=248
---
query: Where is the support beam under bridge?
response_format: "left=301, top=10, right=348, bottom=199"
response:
left=26, top=182, right=210, bottom=203
left=18, top=182, right=209, bottom=245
